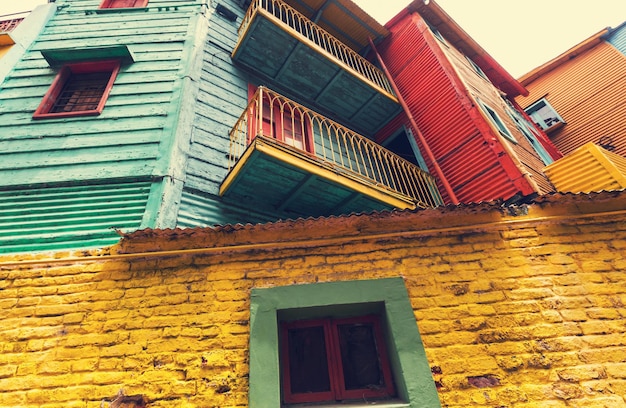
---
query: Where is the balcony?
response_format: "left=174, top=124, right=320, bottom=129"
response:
left=220, top=87, right=443, bottom=218
left=231, top=0, right=402, bottom=135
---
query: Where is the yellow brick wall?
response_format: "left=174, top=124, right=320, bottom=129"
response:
left=1, top=193, right=625, bottom=407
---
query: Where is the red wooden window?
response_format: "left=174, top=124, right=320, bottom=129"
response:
left=99, top=0, right=148, bottom=8
left=33, top=60, right=120, bottom=119
left=280, top=315, right=395, bottom=404
left=247, top=84, right=315, bottom=154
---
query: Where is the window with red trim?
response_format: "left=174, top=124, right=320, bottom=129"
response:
left=33, top=60, right=120, bottom=119
left=99, top=0, right=148, bottom=8
left=280, top=315, right=395, bottom=405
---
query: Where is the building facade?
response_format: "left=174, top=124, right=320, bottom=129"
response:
left=516, top=23, right=626, bottom=158
left=1, top=190, right=625, bottom=407
left=0, top=0, right=562, bottom=254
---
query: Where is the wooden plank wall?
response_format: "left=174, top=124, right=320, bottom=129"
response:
left=0, top=0, right=196, bottom=186
left=0, top=0, right=199, bottom=252
left=179, top=0, right=277, bottom=227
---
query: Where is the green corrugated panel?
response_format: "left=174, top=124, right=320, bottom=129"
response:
left=0, top=181, right=151, bottom=254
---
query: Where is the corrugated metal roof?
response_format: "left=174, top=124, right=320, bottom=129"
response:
left=121, top=188, right=626, bottom=247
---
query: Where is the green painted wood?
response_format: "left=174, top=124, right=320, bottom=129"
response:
left=249, top=278, right=442, bottom=408
left=220, top=146, right=394, bottom=218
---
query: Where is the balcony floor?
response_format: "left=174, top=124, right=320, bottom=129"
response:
left=232, top=10, right=401, bottom=136
left=220, top=137, right=415, bottom=218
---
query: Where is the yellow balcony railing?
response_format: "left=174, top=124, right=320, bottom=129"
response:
left=236, top=0, right=396, bottom=99
left=228, top=87, right=443, bottom=209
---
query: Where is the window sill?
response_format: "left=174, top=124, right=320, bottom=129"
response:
left=544, top=121, right=565, bottom=134
left=287, top=400, right=409, bottom=408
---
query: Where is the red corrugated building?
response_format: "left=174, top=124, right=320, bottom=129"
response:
left=374, top=1, right=562, bottom=204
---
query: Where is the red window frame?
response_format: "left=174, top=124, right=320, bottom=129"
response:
left=280, top=315, right=395, bottom=404
left=247, top=84, right=315, bottom=154
left=33, top=60, right=120, bottom=120
left=99, top=0, right=149, bottom=8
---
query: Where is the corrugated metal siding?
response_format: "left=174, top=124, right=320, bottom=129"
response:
left=0, top=0, right=195, bottom=187
left=439, top=28, right=554, bottom=195
left=0, top=181, right=150, bottom=253
left=178, top=189, right=274, bottom=229
left=380, top=13, right=547, bottom=203
left=544, top=143, right=626, bottom=193
left=0, top=0, right=201, bottom=251
left=516, top=43, right=626, bottom=157
left=607, top=23, right=626, bottom=55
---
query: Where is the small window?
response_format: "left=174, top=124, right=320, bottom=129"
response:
left=524, top=98, right=565, bottom=132
left=281, top=315, right=395, bottom=404
left=505, top=102, right=553, bottom=165
left=477, top=99, right=516, bottom=142
left=99, top=0, right=148, bottom=8
left=33, top=60, right=120, bottom=119
left=466, top=56, right=488, bottom=81
left=427, top=23, right=446, bottom=44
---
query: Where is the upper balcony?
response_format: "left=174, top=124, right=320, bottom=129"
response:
left=232, top=0, right=402, bottom=136
left=220, top=87, right=443, bottom=218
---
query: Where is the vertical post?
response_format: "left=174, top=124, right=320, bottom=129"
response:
left=368, top=38, right=459, bottom=205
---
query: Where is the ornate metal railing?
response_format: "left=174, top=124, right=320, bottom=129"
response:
left=237, top=0, right=396, bottom=98
left=228, top=87, right=443, bottom=208
left=0, top=18, right=24, bottom=33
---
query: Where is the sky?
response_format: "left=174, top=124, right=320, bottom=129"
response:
left=2, top=0, right=625, bottom=77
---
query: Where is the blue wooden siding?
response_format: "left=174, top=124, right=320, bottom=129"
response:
left=606, top=22, right=626, bottom=55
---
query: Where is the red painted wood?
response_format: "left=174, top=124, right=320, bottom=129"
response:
left=378, top=12, right=535, bottom=203
left=99, top=0, right=148, bottom=8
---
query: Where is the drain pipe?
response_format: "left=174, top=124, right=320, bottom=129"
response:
left=368, top=38, right=459, bottom=205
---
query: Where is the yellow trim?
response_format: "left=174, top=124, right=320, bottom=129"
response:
left=219, top=140, right=257, bottom=196
left=220, top=137, right=416, bottom=210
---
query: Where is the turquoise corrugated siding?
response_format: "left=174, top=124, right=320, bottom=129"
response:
left=0, top=181, right=151, bottom=253
left=607, top=22, right=626, bottom=56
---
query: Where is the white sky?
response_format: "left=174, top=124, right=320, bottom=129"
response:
left=2, top=0, right=625, bottom=77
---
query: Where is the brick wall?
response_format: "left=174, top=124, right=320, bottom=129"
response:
left=1, top=191, right=625, bottom=407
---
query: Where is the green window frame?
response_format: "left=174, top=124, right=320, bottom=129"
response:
left=248, top=277, right=441, bottom=408
left=477, top=99, right=516, bottom=143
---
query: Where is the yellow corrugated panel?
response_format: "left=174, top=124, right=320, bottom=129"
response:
left=517, top=43, right=626, bottom=156
left=544, top=142, right=626, bottom=193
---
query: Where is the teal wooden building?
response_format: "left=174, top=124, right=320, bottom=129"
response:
left=0, top=0, right=446, bottom=253
left=0, top=0, right=566, bottom=254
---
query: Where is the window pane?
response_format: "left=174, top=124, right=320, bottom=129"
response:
left=287, top=326, right=331, bottom=394
left=337, top=322, right=384, bottom=390
left=50, top=72, right=109, bottom=113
